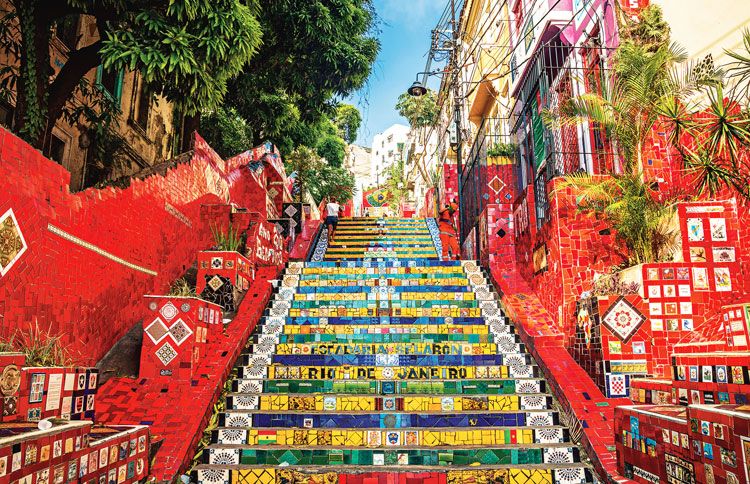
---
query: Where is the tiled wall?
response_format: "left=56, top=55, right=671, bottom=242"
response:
left=0, top=129, right=274, bottom=364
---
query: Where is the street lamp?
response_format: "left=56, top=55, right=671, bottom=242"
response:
left=408, top=80, right=428, bottom=97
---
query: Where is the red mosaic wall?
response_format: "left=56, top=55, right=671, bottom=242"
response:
left=512, top=179, right=626, bottom=347
left=0, top=129, right=272, bottom=365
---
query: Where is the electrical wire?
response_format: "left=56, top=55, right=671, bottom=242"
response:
left=409, top=0, right=606, bottom=184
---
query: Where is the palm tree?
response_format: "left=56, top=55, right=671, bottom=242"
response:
left=545, top=41, right=700, bottom=176
left=553, top=172, right=679, bottom=265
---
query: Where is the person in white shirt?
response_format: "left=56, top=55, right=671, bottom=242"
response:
left=325, top=197, right=341, bottom=240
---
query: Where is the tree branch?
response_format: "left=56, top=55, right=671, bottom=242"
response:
left=46, top=39, right=102, bottom=125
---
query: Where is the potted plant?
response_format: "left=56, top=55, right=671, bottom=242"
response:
left=486, top=142, right=517, bottom=165
left=196, top=223, right=255, bottom=313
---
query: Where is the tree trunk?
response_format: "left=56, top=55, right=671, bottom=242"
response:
left=41, top=40, right=102, bottom=155
left=179, top=113, right=199, bottom=152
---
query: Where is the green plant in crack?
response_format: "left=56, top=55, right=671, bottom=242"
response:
left=169, top=278, right=196, bottom=298
left=210, top=223, right=242, bottom=252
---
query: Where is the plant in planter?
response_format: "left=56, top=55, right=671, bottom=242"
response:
left=486, top=142, right=518, bottom=165
left=197, top=224, right=255, bottom=312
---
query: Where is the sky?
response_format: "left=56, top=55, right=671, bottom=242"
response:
left=348, top=0, right=446, bottom=148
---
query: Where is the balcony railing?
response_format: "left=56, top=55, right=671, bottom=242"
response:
left=510, top=41, right=618, bottom=227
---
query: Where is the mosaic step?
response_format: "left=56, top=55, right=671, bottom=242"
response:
left=196, top=467, right=593, bottom=484
left=210, top=426, right=572, bottom=446
left=224, top=394, right=554, bottom=411
left=248, top=355, right=535, bottom=369
left=218, top=410, right=562, bottom=428
left=234, top=378, right=548, bottom=395
left=203, top=446, right=584, bottom=466
left=257, top=316, right=510, bottom=327
left=194, top=218, right=593, bottom=483
left=238, top=364, right=539, bottom=380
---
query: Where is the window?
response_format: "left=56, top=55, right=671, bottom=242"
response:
left=131, top=74, right=151, bottom=131
left=54, top=16, right=79, bottom=50
left=49, top=135, right=67, bottom=165
left=96, top=65, right=123, bottom=106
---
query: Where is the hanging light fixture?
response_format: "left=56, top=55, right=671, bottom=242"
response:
left=407, top=80, right=427, bottom=97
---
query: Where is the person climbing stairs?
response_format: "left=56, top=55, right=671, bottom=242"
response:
left=193, top=217, right=594, bottom=484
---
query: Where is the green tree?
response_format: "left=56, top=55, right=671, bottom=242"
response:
left=309, top=164, right=356, bottom=204
left=222, top=0, right=378, bottom=151
left=286, top=146, right=322, bottom=203
left=199, top=107, right=254, bottom=159
left=0, top=0, right=262, bottom=149
left=286, top=145, right=355, bottom=204
left=383, top=158, right=408, bottom=210
left=396, top=89, right=439, bottom=129
left=334, top=103, right=362, bottom=143
left=316, top=134, right=347, bottom=167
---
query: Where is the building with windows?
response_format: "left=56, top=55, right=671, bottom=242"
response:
left=343, top=144, right=372, bottom=216
left=0, top=8, right=186, bottom=191
left=369, top=124, right=410, bottom=189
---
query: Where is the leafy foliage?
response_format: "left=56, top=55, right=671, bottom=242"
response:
left=210, top=223, right=243, bottom=252
left=286, top=145, right=355, bottom=204
left=169, top=278, right=196, bottom=298
left=99, top=0, right=262, bottom=115
left=221, top=0, right=379, bottom=152
left=554, top=173, right=679, bottom=266
left=0, top=0, right=262, bottom=148
left=396, top=89, right=439, bottom=129
left=309, top=164, right=356, bottom=204
left=334, top=104, right=362, bottom=144
left=199, top=107, right=254, bottom=159
left=383, top=158, right=408, bottom=209
left=0, top=321, right=73, bottom=367
left=317, top=135, right=347, bottom=168
left=286, top=146, right=323, bottom=203
left=487, top=142, right=518, bottom=157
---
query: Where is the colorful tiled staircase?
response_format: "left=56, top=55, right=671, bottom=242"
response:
left=194, top=218, right=594, bottom=483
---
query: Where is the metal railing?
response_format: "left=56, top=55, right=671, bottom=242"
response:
left=510, top=41, right=617, bottom=227
left=460, top=117, right=516, bottom=254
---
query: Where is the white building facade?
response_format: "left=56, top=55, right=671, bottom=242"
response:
left=370, top=124, right=410, bottom=188
left=344, top=144, right=373, bottom=216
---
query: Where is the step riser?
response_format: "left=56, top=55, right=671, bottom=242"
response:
left=218, top=411, right=561, bottom=429
left=204, top=447, right=583, bottom=466
left=225, top=394, right=554, bottom=411
left=211, top=427, right=571, bottom=445
left=238, top=365, right=539, bottom=380
left=241, top=354, right=533, bottom=367
left=232, top=379, right=547, bottom=395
